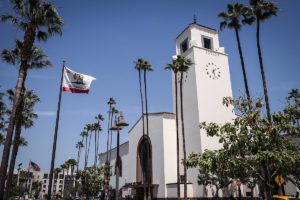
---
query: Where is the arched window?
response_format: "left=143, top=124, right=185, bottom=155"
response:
left=136, top=135, right=152, bottom=184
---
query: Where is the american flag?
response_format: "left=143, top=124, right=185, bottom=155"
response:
left=29, top=161, right=40, bottom=171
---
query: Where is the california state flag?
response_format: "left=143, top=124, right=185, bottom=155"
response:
left=62, top=67, right=96, bottom=94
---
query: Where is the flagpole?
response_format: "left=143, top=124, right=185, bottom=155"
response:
left=47, top=61, right=65, bottom=200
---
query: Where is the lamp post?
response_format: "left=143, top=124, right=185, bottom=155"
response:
left=110, top=112, right=128, bottom=200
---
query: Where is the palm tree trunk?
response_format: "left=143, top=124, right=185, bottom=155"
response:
left=87, top=131, right=92, bottom=166
left=143, top=70, right=149, bottom=136
left=256, top=19, right=272, bottom=123
left=106, top=105, right=112, bottom=163
left=143, top=70, right=152, bottom=200
left=0, top=66, right=28, bottom=199
left=85, top=135, right=88, bottom=168
left=235, top=28, right=251, bottom=100
left=174, top=72, right=181, bottom=199
left=180, top=72, right=187, bottom=200
left=94, top=130, right=97, bottom=168
left=109, top=112, right=114, bottom=161
left=77, top=148, right=80, bottom=173
left=4, top=114, right=23, bottom=200
left=139, top=70, right=145, bottom=136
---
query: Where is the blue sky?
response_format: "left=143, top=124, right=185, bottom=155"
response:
left=0, top=0, right=299, bottom=172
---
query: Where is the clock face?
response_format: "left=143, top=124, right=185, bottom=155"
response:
left=205, top=62, right=221, bottom=80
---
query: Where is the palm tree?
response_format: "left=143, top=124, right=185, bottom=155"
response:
left=134, top=59, right=146, bottom=137
left=92, top=122, right=101, bottom=168
left=84, top=124, right=93, bottom=167
left=165, top=59, right=181, bottom=198
left=176, top=55, right=193, bottom=200
left=81, top=130, right=88, bottom=168
left=66, top=159, right=77, bottom=176
left=95, top=114, right=104, bottom=168
left=0, top=134, right=4, bottom=146
left=0, top=1, right=63, bottom=195
left=248, top=0, right=278, bottom=123
left=106, top=98, right=116, bottom=164
left=60, top=163, right=67, bottom=190
left=219, top=3, right=254, bottom=101
left=76, top=141, right=84, bottom=172
left=0, top=88, right=6, bottom=137
left=142, top=60, right=153, bottom=136
left=135, top=58, right=153, bottom=200
left=4, top=89, right=40, bottom=199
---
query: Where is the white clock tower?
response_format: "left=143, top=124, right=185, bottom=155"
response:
left=174, top=23, right=235, bottom=197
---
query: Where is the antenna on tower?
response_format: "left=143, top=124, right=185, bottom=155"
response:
left=193, top=15, right=197, bottom=24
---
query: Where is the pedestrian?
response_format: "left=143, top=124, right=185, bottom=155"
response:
left=296, top=191, right=299, bottom=200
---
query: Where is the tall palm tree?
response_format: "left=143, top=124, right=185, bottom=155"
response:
left=142, top=61, right=153, bottom=200
left=76, top=141, right=84, bottom=173
left=249, top=0, right=278, bottom=123
left=0, top=134, right=4, bottom=146
left=135, top=58, right=153, bottom=200
left=177, top=55, right=193, bottom=200
left=5, top=89, right=40, bottom=199
left=84, top=124, right=93, bottom=167
left=134, top=59, right=146, bottom=137
left=0, top=1, right=63, bottom=195
left=0, top=88, right=6, bottom=137
left=106, top=98, right=116, bottom=163
left=60, top=163, right=67, bottom=190
left=142, top=60, right=153, bottom=136
left=165, top=59, right=181, bottom=198
left=93, top=122, right=101, bottom=168
left=80, top=130, right=88, bottom=168
left=95, top=114, right=104, bottom=167
left=219, top=3, right=254, bottom=101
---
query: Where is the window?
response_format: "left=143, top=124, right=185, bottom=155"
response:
left=180, top=38, right=188, bottom=53
left=203, top=37, right=212, bottom=50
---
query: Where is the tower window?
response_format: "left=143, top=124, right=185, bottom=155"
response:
left=202, top=37, right=212, bottom=50
left=180, top=38, right=188, bottom=53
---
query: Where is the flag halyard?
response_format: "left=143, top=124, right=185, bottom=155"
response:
left=62, top=67, right=96, bottom=94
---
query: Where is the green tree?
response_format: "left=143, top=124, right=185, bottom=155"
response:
left=175, top=55, right=193, bottom=200
left=95, top=114, right=104, bottom=168
left=248, top=0, right=279, bottom=123
left=77, top=167, right=105, bottom=198
left=187, top=96, right=300, bottom=200
left=219, top=3, right=254, bottom=100
left=187, top=150, right=233, bottom=199
left=165, top=59, right=181, bottom=198
left=5, top=89, right=39, bottom=199
left=31, top=181, right=42, bottom=199
left=0, top=1, right=63, bottom=195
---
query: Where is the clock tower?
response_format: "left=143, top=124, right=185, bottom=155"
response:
left=173, top=23, right=235, bottom=197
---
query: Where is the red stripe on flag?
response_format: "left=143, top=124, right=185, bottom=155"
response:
left=62, top=87, right=90, bottom=94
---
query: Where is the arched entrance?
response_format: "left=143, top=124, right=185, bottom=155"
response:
left=136, top=135, right=152, bottom=199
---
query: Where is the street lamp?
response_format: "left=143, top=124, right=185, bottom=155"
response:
left=110, top=111, right=128, bottom=200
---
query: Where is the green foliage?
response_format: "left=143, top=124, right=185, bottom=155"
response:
left=186, top=91, right=300, bottom=200
left=77, top=167, right=106, bottom=198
